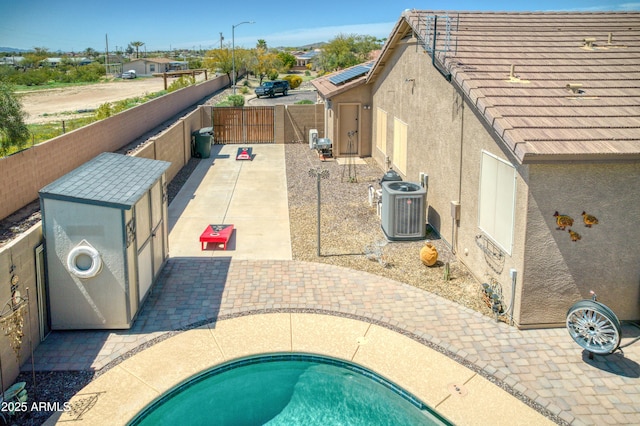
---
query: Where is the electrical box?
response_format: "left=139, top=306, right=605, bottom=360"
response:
left=308, top=129, right=318, bottom=149
left=451, top=201, right=461, bottom=221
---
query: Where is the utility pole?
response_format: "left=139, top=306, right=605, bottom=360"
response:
left=219, top=32, right=224, bottom=49
left=105, top=34, right=109, bottom=77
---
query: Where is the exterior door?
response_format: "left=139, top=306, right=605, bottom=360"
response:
left=338, top=104, right=360, bottom=156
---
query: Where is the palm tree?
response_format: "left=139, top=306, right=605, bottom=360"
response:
left=129, top=41, right=145, bottom=59
left=84, top=47, right=97, bottom=59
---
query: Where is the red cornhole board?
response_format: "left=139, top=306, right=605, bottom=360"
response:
left=200, top=224, right=234, bottom=250
left=236, top=147, right=253, bottom=160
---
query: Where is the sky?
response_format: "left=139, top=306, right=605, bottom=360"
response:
left=0, top=0, right=636, bottom=53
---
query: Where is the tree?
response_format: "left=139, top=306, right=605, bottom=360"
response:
left=84, top=47, right=98, bottom=59
left=203, top=47, right=233, bottom=80
left=316, top=33, right=383, bottom=72
left=21, top=46, right=49, bottom=69
left=277, top=52, right=296, bottom=72
left=129, top=41, right=145, bottom=58
left=256, top=39, right=267, bottom=50
left=251, top=49, right=279, bottom=84
left=0, top=81, right=30, bottom=155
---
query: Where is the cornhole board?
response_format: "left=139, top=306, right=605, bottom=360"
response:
left=236, top=147, right=253, bottom=160
left=200, top=224, right=234, bottom=250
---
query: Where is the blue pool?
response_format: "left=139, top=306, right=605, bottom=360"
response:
left=129, top=354, right=451, bottom=425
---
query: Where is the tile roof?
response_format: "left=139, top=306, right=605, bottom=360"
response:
left=39, top=153, right=170, bottom=209
left=369, top=11, right=640, bottom=163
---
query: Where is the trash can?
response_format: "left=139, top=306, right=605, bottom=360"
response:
left=192, top=127, right=213, bottom=159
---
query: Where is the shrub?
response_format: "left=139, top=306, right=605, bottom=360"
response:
left=240, top=86, right=249, bottom=95
left=283, top=75, right=302, bottom=89
left=94, top=102, right=113, bottom=119
left=227, top=95, right=245, bottom=107
left=295, top=99, right=314, bottom=105
left=167, top=75, right=195, bottom=93
left=304, top=70, right=311, bottom=76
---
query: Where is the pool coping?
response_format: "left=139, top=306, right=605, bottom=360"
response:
left=44, top=311, right=556, bottom=425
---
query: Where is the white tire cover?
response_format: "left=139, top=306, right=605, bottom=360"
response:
left=67, top=245, right=102, bottom=279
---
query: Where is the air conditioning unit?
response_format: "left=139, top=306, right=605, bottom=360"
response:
left=381, top=181, right=426, bottom=241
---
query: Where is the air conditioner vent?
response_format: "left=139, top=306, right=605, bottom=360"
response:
left=381, top=181, right=426, bottom=240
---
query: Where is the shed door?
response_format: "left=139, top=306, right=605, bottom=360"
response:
left=338, top=104, right=360, bottom=156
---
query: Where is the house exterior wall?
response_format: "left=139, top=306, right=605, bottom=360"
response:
left=370, top=32, right=640, bottom=327
left=324, top=85, right=372, bottom=157
left=521, top=163, right=640, bottom=326
left=370, top=35, right=529, bottom=326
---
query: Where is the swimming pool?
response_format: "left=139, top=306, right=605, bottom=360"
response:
left=129, top=354, right=451, bottom=425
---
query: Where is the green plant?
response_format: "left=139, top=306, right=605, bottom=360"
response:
left=240, top=86, right=249, bottom=95
left=167, top=76, right=195, bottom=93
left=267, top=69, right=279, bottom=80
left=94, top=103, right=113, bottom=119
left=0, top=81, right=30, bottom=155
left=304, top=70, right=311, bottom=76
left=227, top=95, right=245, bottom=107
left=283, top=75, right=302, bottom=89
left=295, top=100, right=313, bottom=105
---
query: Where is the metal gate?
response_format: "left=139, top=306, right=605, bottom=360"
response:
left=212, top=106, right=275, bottom=144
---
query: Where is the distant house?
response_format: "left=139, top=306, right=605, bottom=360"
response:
left=292, top=50, right=319, bottom=70
left=314, top=11, right=640, bottom=328
left=0, top=56, right=24, bottom=67
left=126, top=58, right=188, bottom=76
left=41, top=57, right=92, bottom=67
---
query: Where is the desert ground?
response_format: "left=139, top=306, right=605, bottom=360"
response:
left=19, top=74, right=207, bottom=124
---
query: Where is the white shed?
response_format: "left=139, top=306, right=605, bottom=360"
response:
left=39, top=153, right=171, bottom=330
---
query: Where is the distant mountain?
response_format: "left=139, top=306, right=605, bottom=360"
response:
left=275, top=42, right=326, bottom=51
left=0, top=47, right=28, bottom=53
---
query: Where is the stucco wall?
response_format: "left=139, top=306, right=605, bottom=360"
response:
left=521, top=162, right=640, bottom=325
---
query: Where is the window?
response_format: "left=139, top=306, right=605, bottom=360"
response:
left=376, top=108, right=387, bottom=154
left=478, top=151, right=516, bottom=254
left=150, top=64, right=155, bottom=72
left=393, top=118, right=407, bottom=174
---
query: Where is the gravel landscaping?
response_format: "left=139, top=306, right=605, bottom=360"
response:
left=284, top=142, right=491, bottom=317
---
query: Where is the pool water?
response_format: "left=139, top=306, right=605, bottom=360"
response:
left=129, top=354, right=451, bottom=425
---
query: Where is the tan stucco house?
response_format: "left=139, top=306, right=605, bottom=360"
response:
left=314, top=11, right=640, bottom=328
left=126, top=58, right=188, bottom=76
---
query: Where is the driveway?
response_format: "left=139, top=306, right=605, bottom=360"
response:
left=247, top=89, right=317, bottom=106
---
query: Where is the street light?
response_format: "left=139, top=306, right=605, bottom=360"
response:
left=232, top=20, right=254, bottom=95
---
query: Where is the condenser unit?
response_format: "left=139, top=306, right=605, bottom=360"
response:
left=381, top=181, right=427, bottom=241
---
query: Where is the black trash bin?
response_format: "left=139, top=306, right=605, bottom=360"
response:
left=192, top=127, right=213, bottom=159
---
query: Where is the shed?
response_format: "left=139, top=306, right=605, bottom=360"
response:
left=39, top=153, right=171, bottom=329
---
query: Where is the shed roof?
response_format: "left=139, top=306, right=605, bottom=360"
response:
left=39, top=153, right=170, bottom=209
left=368, top=11, right=640, bottom=163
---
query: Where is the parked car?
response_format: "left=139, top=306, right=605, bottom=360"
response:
left=255, top=80, right=289, bottom=98
left=121, top=70, right=136, bottom=79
